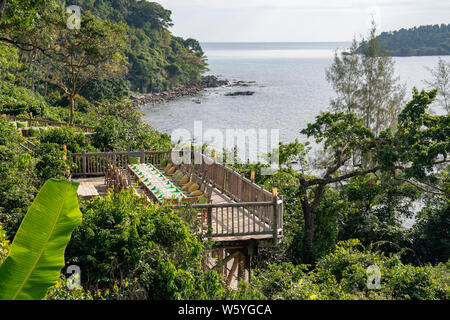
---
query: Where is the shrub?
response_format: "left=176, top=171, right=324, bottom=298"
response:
left=66, top=189, right=225, bottom=300
left=45, top=277, right=94, bottom=300
left=91, top=115, right=171, bottom=152
left=252, top=240, right=449, bottom=300
left=0, top=118, right=37, bottom=237
left=34, top=142, right=73, bottom=183
left=0, top=81, right=47, bottom=116
left=39, top=126, right=97, bottom=154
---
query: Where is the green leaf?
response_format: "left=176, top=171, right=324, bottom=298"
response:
left=0, top=179, right=82, bottom=300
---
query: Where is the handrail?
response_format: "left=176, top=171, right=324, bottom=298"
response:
left=169, top=201, right=274, bottom=209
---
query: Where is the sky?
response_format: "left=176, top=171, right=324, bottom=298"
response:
left=154, top=0, right=450, bottom=42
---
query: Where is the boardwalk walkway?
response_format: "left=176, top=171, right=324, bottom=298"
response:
left=76, top=177, right=107, bottom=199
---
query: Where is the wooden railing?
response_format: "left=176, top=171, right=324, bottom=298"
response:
left=70, top=149, right=283, bottom=243
left=70, top=150, right=170, bottom=177
left=170, top=199, right=282, bottom=245
left=4, top=115, right=96, bottom=133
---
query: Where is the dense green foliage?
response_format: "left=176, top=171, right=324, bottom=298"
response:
left=406, top=194, right=450, bottom=264
left=91, top=114, right=172, bottom=152
left=0, top=118, right=37, bottom=236
left=73, top=0, right=207, bottom=93
left=65, top=189, right=225, bottom=300
left=0, top=81, right=47, bottom=116
left=0, top=0, right=207, bottom=125
left=254, top=89, right=449, bottom=266
left=252, top=240, right=448, bottom=300
left=366, top=24, right=450, bottom=56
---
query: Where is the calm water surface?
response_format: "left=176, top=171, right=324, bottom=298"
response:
left=141, top=42, right=449, bottom=148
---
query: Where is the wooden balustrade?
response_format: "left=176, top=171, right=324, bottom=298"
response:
left=169, top=200, right=282, bottom=243
left=70, top=150, right=170, bottom=177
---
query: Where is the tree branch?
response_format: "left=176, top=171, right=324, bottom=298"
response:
left=303, top=166, right=381, bottom=187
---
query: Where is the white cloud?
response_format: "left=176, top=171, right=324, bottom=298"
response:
left=154, top=0, right=450, bottom=42
left=157, top=0, right=448, bottom=10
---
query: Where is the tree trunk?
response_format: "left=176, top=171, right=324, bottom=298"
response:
left=301, top=200, right=315, bottom=264
left=69, top=94, right=75, bottom=125
left=25, top=50, right=36, bottom=88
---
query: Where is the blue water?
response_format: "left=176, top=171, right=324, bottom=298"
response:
left=141, top=42, right=449, bottom=148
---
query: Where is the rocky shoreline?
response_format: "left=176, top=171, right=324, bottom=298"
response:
left=130, top=75, right=257, bottom=106
left=130, top=75, right=230, bottom=106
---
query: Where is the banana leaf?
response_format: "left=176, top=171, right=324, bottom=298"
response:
left=0, top=179, right=82, bottom=300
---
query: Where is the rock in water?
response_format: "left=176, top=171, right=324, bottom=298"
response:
left=225, top=91, right=255, bottom=97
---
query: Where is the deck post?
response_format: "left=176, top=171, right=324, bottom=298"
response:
left=140, top=149, right=145, bottom=164
left=240, top=173, right=245, bottom=202
left=272, top=196, right=279, bottom=246
left=207, top=206, right=213, bottom=238
left=113, top=150, right=117, bottom=168
left=103, top=151, right=107, bottom=174
left=82, top=151, right=87, bottom=177
left=237, top=251, right=244, bottom=281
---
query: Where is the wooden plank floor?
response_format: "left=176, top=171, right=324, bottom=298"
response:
left=75, top=177, right=107, bottom=199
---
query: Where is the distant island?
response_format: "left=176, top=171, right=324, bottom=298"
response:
left=361, top=24, right=450, bottom=56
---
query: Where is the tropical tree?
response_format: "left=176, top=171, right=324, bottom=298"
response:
left=275, top=89, right=448, bottom=263
left=41, top=9, right=128, bottom=124
left=425, top=57, right=450, bottom=113
left=327, top=20, right=406, bottom=136
left=0, top=0, right=53, bottom=52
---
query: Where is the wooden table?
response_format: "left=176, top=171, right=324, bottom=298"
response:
left=129, top=163, right=187, bottom=203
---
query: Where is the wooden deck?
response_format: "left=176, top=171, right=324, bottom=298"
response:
left=75, top=177, right=107, bottom=199
left=70, top=150, right=283, bottom=286
left=70, top=150, right=283, bottom=246
left=75, top=176, right=278, bottom=245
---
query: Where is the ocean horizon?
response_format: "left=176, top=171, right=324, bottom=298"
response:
left=142, top=42, right=450, bottom=150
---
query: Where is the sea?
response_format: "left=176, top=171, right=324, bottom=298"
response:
left=141, top=42, right=449, bottom=151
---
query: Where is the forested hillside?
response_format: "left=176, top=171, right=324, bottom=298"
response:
left=0, top=0, right=207, bottom=116
left=74, top=0, right=207, bottom=94
left=365, top=24, right=450, bottom=56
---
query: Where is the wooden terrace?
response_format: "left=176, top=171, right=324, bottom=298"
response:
left=71, top=150, right=284, bottom=285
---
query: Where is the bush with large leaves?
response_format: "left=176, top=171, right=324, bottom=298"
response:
left=0, top=179, right=82, bottom=300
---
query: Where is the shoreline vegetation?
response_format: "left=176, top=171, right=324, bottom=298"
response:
left=362, top=23, right=450, bottom=57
